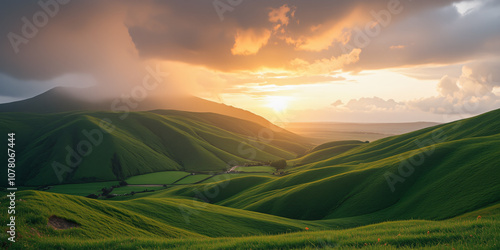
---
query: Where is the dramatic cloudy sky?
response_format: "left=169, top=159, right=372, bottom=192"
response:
left=0, top=0, right=499, bottom=122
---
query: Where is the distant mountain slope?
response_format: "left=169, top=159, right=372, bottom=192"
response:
left=159, top=108, right=500, bottom=222
left=289, top=140, right=366, bottom=166
left=0, top=87, right=286, bottom=132
left=0, top=110, right=309, bottom=186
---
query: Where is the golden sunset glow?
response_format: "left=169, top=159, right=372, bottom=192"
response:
left=266, top=96, right=292, bottom=112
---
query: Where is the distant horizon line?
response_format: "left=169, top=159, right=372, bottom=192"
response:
left=279, top=121, right=442, bottom=125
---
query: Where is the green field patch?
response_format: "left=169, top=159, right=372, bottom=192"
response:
left=234, top=166, right=275, bottom=173
left=202, top=173, right=276, bottom=183
left=110, top=185, right=165, bottom=195
left=44, top=181, right=119, bottom=196
left=126, top=171, right=190, bottom=185
left=174, top=174, right=213, bottom=184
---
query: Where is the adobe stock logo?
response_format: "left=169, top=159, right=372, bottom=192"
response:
left=7, top=0, right=70, bottom=54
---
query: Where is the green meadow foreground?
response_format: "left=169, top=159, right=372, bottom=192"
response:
left=2, top=191, right=499, bottom=249
left=0, top=190, right=498, bottom=249
left=1, top=109, right=500, bottom=249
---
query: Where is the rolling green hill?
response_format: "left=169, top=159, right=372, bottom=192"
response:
left=149, top=109, right=500, bottom=223
left=1, top=108, right=500, bottom=249
left=289, top=140, right=366, bottom=166
left=0, top=190, right=322, bottom=239
left=0, top=87, right=292, bottom=133
left=1, top=190, right=498, bottom=249
left=310, top=140, right=366, bottom=153
left=0, top=110, right=309, bottom=186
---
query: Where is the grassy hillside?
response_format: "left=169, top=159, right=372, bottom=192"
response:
left=151, top=109, right=500, bottom=222
left=126, top=171, right=190, bottom=185
left=0, top=87, right=295, bottom=134
left=41, top=181, right=120, bottom=196
left=299, top=108, right=500, bottom=170
left=0, top=190, right=322, bottom=239
left=1, top=190, right=498, bottom=249
left=234, top=166, right=275, bottom=172
left=21, top=217, right=500, bottom=249
left=289, top=140, right=366, bottom=166
left=1, top=108, right=500, bottom=249
left=0, top=110, right=309, bottom=186
left=310, top=140, right=366, bottom=152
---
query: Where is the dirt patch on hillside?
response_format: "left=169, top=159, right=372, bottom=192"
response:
left=48, top=215, right=80, bottom=230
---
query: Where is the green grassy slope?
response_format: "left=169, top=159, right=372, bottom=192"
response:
left=126, top=171, right=190, bottom=185
left=42, top=181, right=120, bottom=196
left=289, top=140, right=365, bottom=166
left=3, top=190, right=499, bottom=249
left=174, top=174, right=212, bottom=184
left=21, top=108, right=497, bottom=223
left=154, top=109, right=500, bottom=222
left=110, top=186, right=164, bottom=195
left=299, top=108, right=500, bottom=170
left=0, top=190, right=322, bottom=240
left=234, top=166, right=275, bottom=172
left=310, top=140, right=366, bottom=152
left=0, top=111, right=309, bottom=186
left=1, top=109, right=500, bottom=249
left=201, top=173, right=277, bottom=183
left=24, top=217, right=500, bottom=250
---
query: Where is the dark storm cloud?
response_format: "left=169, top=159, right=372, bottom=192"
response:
left=0, top=0, right=117, bottom=80
left=127, top=0, right=464, bottom=71
left=0, top=0, right=154, bottom=99
left=347, top=0, right=500, bottom=71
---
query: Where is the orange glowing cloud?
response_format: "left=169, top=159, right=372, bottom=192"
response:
left=390, top=45, right=406, bottom=49
left=231, top=28, right=272, bottom=56
left=292, top=8, right=369, bottom=52
left=289, top=48, right=362, bottom=74
left=269, top=4, right=294, bottom=26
